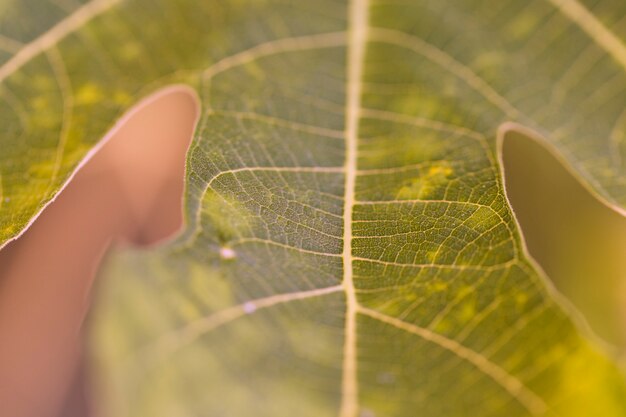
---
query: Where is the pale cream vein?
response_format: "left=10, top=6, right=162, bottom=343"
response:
left=368, top=27, right=524, bottom=120
left=45, top=46, right=74, bottom=190
left=339, top=0, right=368, bottom=415
left=546, top=0, right=626, bottom=71
left=0, top=0, right=122, bottom=84
left=359, top=306, right=547, bottom=416
left=139, top=285, right=344, bottom=368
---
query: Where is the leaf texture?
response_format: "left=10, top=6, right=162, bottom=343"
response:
left=1, top=0, right=626, bottom=416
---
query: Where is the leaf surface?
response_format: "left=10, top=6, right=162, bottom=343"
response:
left=1, top=0, right=626, bottom=416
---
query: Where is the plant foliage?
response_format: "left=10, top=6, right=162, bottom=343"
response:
left=1, top=0, right=626, bottom=415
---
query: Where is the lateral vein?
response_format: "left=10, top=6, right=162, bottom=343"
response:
left=0, top=0, right=122, bottom=84
left=138, top=285, right=343, bottom=369
left=547, top=0, right=626, bottom=71
left=358, top=306, right=547, bottom=416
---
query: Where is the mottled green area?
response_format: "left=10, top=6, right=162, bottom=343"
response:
left=1, top=0, right=626, bottom=416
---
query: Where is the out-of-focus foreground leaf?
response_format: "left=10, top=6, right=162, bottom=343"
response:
left=1, top=0, right=626, bottom=416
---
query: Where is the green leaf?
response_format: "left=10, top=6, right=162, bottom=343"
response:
left=2, top=0, right=626, bottom=415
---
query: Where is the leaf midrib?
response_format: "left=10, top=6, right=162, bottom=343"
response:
left=338, top=0, right=367, bottom=415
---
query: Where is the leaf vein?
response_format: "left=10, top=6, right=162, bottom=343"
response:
left=358, top=306, right=547, bottom=416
